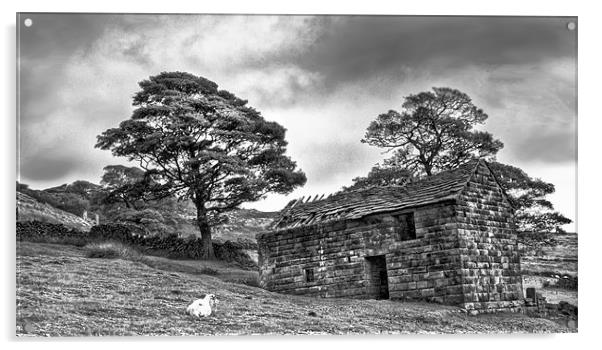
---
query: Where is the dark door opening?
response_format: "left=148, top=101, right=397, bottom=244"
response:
left=365, top=255, right=389, bottom=299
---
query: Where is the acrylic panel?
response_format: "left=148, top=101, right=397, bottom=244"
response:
left=16, top=13, right=578, bottom=336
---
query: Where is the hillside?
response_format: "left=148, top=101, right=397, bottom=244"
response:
left=521, top=232, right=578, bottom=277
left=17, top=192, right=93, bottom=231
left=520, top=232, right=578, bottom=306
left=213, top=209, right=278, bottom=243
left=16, top=242, right=572, bottom=336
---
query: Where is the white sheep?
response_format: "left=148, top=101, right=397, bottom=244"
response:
left=186, top=294, right=219, bottom=318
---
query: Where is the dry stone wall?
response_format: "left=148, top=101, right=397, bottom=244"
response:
left=17, top=221, right=256, bottom=268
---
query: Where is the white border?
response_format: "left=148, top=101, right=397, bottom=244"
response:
left=2, top=1, right=598, bottom=349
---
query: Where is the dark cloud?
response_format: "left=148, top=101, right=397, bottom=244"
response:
left=511, top=128, right=576, bottom=164
left=19, top=14, right=115, bottom=132
left=20, top=154, right=80, bottom=182
left=19, top=13, right=111, bottom=61
left=306, top=16, right=575, bottom=83
left=237, top=16, right=577, bottom=109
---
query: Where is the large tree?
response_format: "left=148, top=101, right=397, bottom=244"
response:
left=362, top=87, right=503, bottom=175
left=96, top=72, right=306, bottom=258
left=356, top=87, right=571, bottom=247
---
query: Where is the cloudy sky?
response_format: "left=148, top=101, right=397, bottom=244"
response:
left=17, top=14, right=577, bottom=230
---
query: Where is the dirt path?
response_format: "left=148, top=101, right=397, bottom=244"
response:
left=16, top=242, right=571, bottom=336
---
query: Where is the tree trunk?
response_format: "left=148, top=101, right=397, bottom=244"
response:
left=195, top=203, right=215, bottom=260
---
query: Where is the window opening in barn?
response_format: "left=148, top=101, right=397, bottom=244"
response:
left=397, top=212, right=416, bottom=241
left=305, top=268, right=315, bottom=282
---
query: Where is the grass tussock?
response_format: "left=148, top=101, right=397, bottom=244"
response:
left=84, top=241, right=142, bottom=261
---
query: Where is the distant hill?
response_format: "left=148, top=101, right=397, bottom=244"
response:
left=17, top=180, right=95, bottom=219
left=213, top=209, right=278, bottom=243
left=521, top=232, right=578, bottom=277
left=520, top=232, right=578, bottom=306
left=17, top=192, right=94, bottom=231
left=43, top=180, right=101, bottom=197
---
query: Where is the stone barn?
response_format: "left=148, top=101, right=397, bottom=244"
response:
left=256, top=160, right=524, bottom=312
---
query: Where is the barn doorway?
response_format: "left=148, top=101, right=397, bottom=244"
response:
left=365, top=255, right=389, bottom=299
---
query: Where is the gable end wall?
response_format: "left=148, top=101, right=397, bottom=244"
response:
left=455, top=162, right=524, bottom=312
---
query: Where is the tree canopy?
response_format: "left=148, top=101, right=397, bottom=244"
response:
left=96, top=72, right=306, bottom=258
left=343, top=159, right=413, bottom=191
left=362, top=87, right=503, bottom=176
left=97, top=165, right=147, bottom=209
left=488, top=162, right=572, bottom=248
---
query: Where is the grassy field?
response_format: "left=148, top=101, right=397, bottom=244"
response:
left=16, top=241, right=573, bottom=336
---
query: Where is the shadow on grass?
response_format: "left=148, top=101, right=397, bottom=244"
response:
left=85, top=241, right=143, bottom=261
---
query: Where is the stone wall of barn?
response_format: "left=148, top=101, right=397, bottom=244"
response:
left=256, top=201, right=467, bottom=303
left=257, top=218, right=379, bottom=298
left=386, top=203, right=466, bottom=305
left=454, top=162, right=524, bottom=313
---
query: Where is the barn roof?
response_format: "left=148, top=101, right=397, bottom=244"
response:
left=271, top=159, right=488, bottom=230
